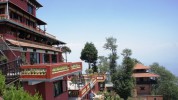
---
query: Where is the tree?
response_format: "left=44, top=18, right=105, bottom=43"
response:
left=150, top=63, right=178, bottom=100
left=92, top=61, right=98, bottom=73
left=112, top=49, right=135, bottom=100
left=80, top=42, right=98, bottom=69
left=103, top=37, right=118, bottom=74
left=97, top=56, right=109, bottom=74
left=61, top=46, right=71, bottom=62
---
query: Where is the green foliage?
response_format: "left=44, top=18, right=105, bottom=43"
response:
left=103, top=37, right=117, bottom=52
left=150, top=63, right=178, bottom=100
left=92, top=62, right=98, bottom=73
left=132, top=58, right=142, bottom=65
left=103, top=37, right=118, bottom=74
left=61, top=46, right=71, bottom=62
left=103, top=91, right=121, bottom=100
left=112, top=49, right=135, bottom=100
left=0, top=55, right=8, bottom=63
left=0, top=72, right=42, bottom=100
left=0, top=71, right=5, bottom=96
left=80, top=42, right=98, bottom=69
left=97, top=56, right=109, bottom=74
left=121, top=48, right=132, bottom=58
left=3, top=86, right=42, bottom=100
left=71, top=75, right=78, bottom=84
left=85, top=68, right=93, bottom=74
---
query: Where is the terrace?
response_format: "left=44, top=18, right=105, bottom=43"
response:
left=0, top=14, right=62, bottom=43
left=20, top=62, right=82, bottom=82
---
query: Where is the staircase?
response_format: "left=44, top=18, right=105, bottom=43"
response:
left=0, top=58, right=22, bottom=85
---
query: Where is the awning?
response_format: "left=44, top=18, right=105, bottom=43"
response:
left=133, top=73, right=159, bottom=78
left=6, top=39, right=61, bottom=52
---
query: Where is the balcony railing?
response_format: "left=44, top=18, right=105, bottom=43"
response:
left=0, top=0, right=8, bottom=2
left=0, top=14, right=56, bottom=39
left=0, top=14, right=7, bottom=20
left=20, top=62, right=82, bottom=80
left=0, top=59, right=22, bottom=85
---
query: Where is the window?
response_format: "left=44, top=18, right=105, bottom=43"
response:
left=0, top=8, right=5, bottom=14
left=28, top=4, right=33, bottom=14
left=140, top=87, right=145, bottom=90
left=52, top=54, right=57, bottom=63
left=44, top=54, right=49, bottom=63
left=30, top=52, right=40, bottom=64
left=54, top=80, right=63, bottom=97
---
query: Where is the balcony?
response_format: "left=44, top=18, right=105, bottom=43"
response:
left=20, top=62, right=82, bottom=81
left=0, top=14, right=56, bottom=40
left=0, top=0, right=8, bottom=2
left=68, top=74, right=106, bottom=99
left=136, top=79, right=157, bottom=84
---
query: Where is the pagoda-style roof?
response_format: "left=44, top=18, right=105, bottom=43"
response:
left=6, top=39, right=61, bottom=52
left=134, top=63, right=150, bottom=70
left=133, top=73, right=159, bottom=78
left=8, top=1, right=46, bottom=25
left=29, top=0, right=43, bottom=8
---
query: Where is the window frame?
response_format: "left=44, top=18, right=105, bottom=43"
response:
left=53, top=80, right=63, bottom=97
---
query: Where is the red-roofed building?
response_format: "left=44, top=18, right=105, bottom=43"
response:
left=0, top=0, right=106, bottom=100
left=0, top=0, right=83, bottom=100
left=133, top=64, right=163, bottom=100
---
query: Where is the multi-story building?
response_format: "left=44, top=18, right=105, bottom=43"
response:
left=133, top=64, right=163, bottom=100
left=0, top=0, right=83, bottom=100
left=0, top=0, right=106, bottom=100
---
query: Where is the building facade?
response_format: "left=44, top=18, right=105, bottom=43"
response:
left=0, top=0, right=83, bottom=100
left=133, top=64, right=163, bottom=100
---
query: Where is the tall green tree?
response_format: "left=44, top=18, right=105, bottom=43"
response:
left=97, top=56, right=109, bottom=74
left=80, top=42, right=98, bottom=69
left=112, top=49, right=135, bottom=100
left=150, top=63, right=178, bottom=100
left=61, top=46, right=71, bottom=62
left=103, top=37, right=118, bottom=74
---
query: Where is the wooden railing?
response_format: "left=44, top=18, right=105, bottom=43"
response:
left=0, top=14, right=8, bottom=20
left=20, top=62, right=82, bottom=80
left=0, top=58, right=22, bottom=85
left=0, top=0, right=8, bottom=2
left=79, top=83, right=90, bottom=97
left=68, top=74, right=106, bottom=98
left=0, top=14, right=56, bottom=40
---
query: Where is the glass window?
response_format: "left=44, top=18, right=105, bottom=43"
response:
left=30, top=52, right=40, bottom=64
left=28, top=4, right=33, bottom=14
left=52, top=54, right=57, bottom=63
left=54, top=80, right=63, bottom=97
left=44, top=54, right=49, bottom=63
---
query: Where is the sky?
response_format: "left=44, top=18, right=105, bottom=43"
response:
left=37, top=0, right=178, bottom=75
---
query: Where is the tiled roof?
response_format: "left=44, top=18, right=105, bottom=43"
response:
left=133, top=73, right=159, bottom=78
left=6, top=39, right=61, bottom=52
left=134, top=63, right=150, bottom=70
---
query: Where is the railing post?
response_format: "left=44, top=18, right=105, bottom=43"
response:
left=46, top=65, right=52, bottom=79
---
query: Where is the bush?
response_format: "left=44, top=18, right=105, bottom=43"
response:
left=104, top=91, right=121, bottom=100
left=0, top=72, right=42, bottom=100
left=3, top=86, right=42, bottom=100
left=0, top=71, right=5, bottom=96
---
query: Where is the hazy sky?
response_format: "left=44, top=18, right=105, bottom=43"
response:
left=38, top=0, right=178, bottom=75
